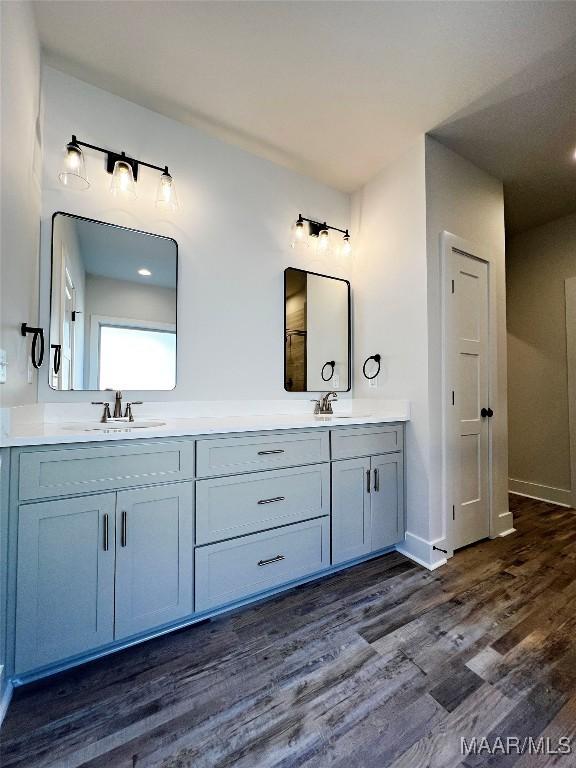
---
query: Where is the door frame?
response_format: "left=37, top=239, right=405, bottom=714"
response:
left=566, top=277, right=576, bottom=509
left=441, top=233, right=497, bottom=556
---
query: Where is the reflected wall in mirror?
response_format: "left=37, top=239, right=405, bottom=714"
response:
left=284, top=267, right=350, bottom=392
left=49, top=213, right=177, bottom=390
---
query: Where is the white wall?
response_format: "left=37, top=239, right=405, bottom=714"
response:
left=84, top=275, right=176, bottom=327
left=351, top=137, right=509, bottom=567
left=0, top=0, right=41, bottom=716
left=39, top=67, right=350, bottom=402
left=507, top=212, right=576, bottom=505
left=351, top=140, right=432, bottom=557
left=0, top=1, right=42, bottom=408
left=425, top=136, right=511, bottom=545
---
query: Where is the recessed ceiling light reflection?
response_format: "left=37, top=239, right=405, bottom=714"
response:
left=138, top=268, right=152, bottom=277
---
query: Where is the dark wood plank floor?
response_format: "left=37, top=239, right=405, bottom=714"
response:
left=3, top=495, right=576, bottom=768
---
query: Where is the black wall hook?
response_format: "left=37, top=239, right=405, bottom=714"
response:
left=362, top=354, right=381, bottom=380
left=21, top=323, right=45, bottom=369
left=321, top=360, right=335, bottom=382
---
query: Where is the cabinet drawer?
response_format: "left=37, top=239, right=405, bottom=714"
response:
left=196, top=431, right=329, bottom=478
left=331, top=425, right=403, bottom=460
left=195, top=517, right=330, bottom=612
left=18, top=440, right=195, bottom=501
left=196, top=464, right=329, bottom=545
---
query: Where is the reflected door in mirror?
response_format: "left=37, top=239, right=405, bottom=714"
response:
left=284, top=268, right=350, bottom=392
left=50, top=213, right=177, bottom=391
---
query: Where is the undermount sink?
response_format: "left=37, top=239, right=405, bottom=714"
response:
left=314, top=414, right=371, bottom=420
left=62, top=419, right=166, bottom=432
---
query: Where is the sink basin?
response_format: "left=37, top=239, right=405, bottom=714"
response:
left=62, top=420, right=166, bottom=432
left=314, top=414, right=371, bottom=420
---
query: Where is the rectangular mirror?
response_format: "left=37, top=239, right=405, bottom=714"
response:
left=284, top=267, right=350, bottom=392
left=49, top=213, right=177, bottom=390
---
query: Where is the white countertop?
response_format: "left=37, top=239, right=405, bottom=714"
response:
left=0, top=401, right=410, bottom=448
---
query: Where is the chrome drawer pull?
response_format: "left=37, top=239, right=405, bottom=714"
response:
left=257, top=554, right=285, bottom=567
left=257, top=449, right=285, bottom=456
left=257, top=496, right=285, bottom=505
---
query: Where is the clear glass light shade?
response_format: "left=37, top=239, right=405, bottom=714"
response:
left=341, top=234, right=352, bottom=257
left=317, top=228, right=330, bottom=253
left=58, top=143, right=90, bottom=190
left=290, top=219, right=307, bottom=249
left=155, top=171, right=179, bottom=210
left=110, top=160, right=137, bottom=199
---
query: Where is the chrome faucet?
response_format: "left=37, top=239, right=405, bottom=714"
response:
left=91, top=400, right=112, bottom=423
left=113, top=390, right=123, bottom=418
left=311, top=392, right=338, bottom=415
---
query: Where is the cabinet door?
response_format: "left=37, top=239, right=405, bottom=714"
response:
left=331, top=457, right=371, bottom=565
left=115, top=483, right=194, bottom=640
left=16, top=494, right=116, bottom=674
left=370, top=453, right=404, bottom=551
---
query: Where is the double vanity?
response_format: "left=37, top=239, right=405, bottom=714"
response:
left=2, top=211, right=409, bottom=686
left=3, top=410, right=407, bottom=683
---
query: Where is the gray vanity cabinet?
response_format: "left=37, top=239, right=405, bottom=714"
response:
left=332, top=451, right=404, bottom=565
left=15, top=494, right=116, bottom=673
left=15, top=478, right=194, bottom=674
left=331, top=457, right=371, bottom=563
left=114, top=484, right=194, bottom=640
left=370, top=453, right=404, bottom=551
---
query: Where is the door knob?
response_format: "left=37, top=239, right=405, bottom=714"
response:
left=481, top=408, right=488, bottom=418
left=487, top=408, right=494, bottom=418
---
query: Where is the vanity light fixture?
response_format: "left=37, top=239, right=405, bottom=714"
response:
left=110, top=156, right=137, bottom=199
left=58, top=138, right=90, bottom=190
left=156, top=169, right=179, bottom=210
left=57, top=135, right=180, bottom=209
left=291, top=215, right=352, bottom=256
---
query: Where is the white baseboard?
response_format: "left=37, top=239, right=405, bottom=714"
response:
left=396, top=531, right=448, bottom=570
left=0, top=678, right=13, bottom=728
left=509, top=478, right=573, bottom=508
left=396, top=545, right=447, bottom=570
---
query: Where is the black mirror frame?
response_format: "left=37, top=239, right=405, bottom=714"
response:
left=49, top=211, right=178, bottom=391
left=283, top=267, right=351, bottom=393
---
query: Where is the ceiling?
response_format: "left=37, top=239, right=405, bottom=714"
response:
left=73, top=217, right=177, bottom=288
left=35, top=1, right=576, bottom=233
left=432, top=35, right=576, bottom=234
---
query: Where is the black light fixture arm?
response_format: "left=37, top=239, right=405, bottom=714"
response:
left=297, top=214, right=349, bottom=237
left=69, top=135, right=170, bottom=177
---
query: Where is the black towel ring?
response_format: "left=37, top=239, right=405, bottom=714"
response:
left=21, top=323, right=45, bottom=369
left=321, top=360, right=335, bottom=382
left=362, top=354, right=381, bottom=380
left=51, top=344, right=62, bottom=375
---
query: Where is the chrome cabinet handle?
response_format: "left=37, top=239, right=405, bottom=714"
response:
left=257, top=449, right=285, bottom=456
left=366, top=469, right=371, bottom=493
left=121, top=510, right=127, bottom=547
left=257, top=554, right=285, bottom=567
left=374, top=468, right=380, bottom=492
left=257, top=496, right=285, bottom=505
left=103, top=513, right=109, bottom=551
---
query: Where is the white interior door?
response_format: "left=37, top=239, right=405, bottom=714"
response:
left=448, top=250, right=491, bottom=549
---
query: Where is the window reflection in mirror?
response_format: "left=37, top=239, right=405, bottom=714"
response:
left=49, top=213, right=177, bottom=391
left=284, top=267, right=350, bottom=392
